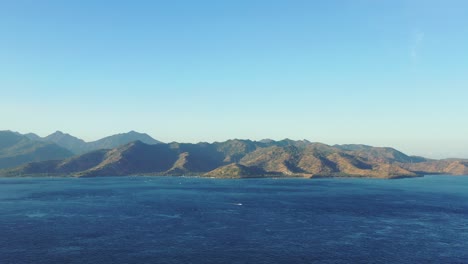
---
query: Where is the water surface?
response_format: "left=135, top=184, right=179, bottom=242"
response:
left=1, top=176, right=467, bottom=263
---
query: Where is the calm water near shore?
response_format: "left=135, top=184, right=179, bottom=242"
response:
left=1, top=175, right=467, bottom=263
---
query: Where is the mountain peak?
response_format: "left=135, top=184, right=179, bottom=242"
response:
left=51, top=130, right=65, bottom=135
left=85, top=131, right=162, bottom=153
left=0, top=130, right=27, bottom=149
left=0, top=130, right=20, bottom=135
left=46, top=131, right=78, bottom=139
left=24, top=133, right=41, bottom=141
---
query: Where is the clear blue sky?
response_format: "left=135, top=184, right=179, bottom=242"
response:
left=1, top=0, right=467, bottom=158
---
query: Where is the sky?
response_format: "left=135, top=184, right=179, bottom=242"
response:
left=1, top=0, right=467, bottom=158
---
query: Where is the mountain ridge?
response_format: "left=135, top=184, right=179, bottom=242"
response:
left=21, top=130, right=162, bottom=154
left=0, top=131, right=74, bottom=169
left=1, top=138, right=466, bottom=179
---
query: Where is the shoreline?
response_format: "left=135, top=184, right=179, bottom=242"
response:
left=0, top=173, right=464, bottom=180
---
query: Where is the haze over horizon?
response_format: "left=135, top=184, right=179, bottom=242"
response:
left=1, top=1, right=467, bottom=159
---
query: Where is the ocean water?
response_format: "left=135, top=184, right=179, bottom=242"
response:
left=0, top=176, right=467, bottom=264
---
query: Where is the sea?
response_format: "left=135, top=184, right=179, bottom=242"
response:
left=0, top=175, right=467, bottom=264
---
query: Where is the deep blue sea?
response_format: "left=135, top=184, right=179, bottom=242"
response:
left=1, top=176, right=468, bottom=264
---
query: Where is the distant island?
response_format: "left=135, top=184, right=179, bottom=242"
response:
left=0, top=130, right=467, bottom=179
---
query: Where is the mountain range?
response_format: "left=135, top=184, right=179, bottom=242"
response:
left=0, top=131, right=467, bottom=179
left=0, top=131, right=74, bottom=169
left=0, top=130, right=161, bottom=169
left=26, top=130, right=161, bottom=154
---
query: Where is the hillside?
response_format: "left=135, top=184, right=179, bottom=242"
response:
left=1, top=138, right=466, bottom=179
left=85, top=131, right=162, bottom=153
left=24, top=130, right=162, bottom=154
left=44, top=131, right=88, bottom=154
left=204, top=163, right=269, bottom=178
left=0, top=131, right=74, bottom=169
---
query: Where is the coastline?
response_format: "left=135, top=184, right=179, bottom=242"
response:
left=0, top=172, right=462, bottom=180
